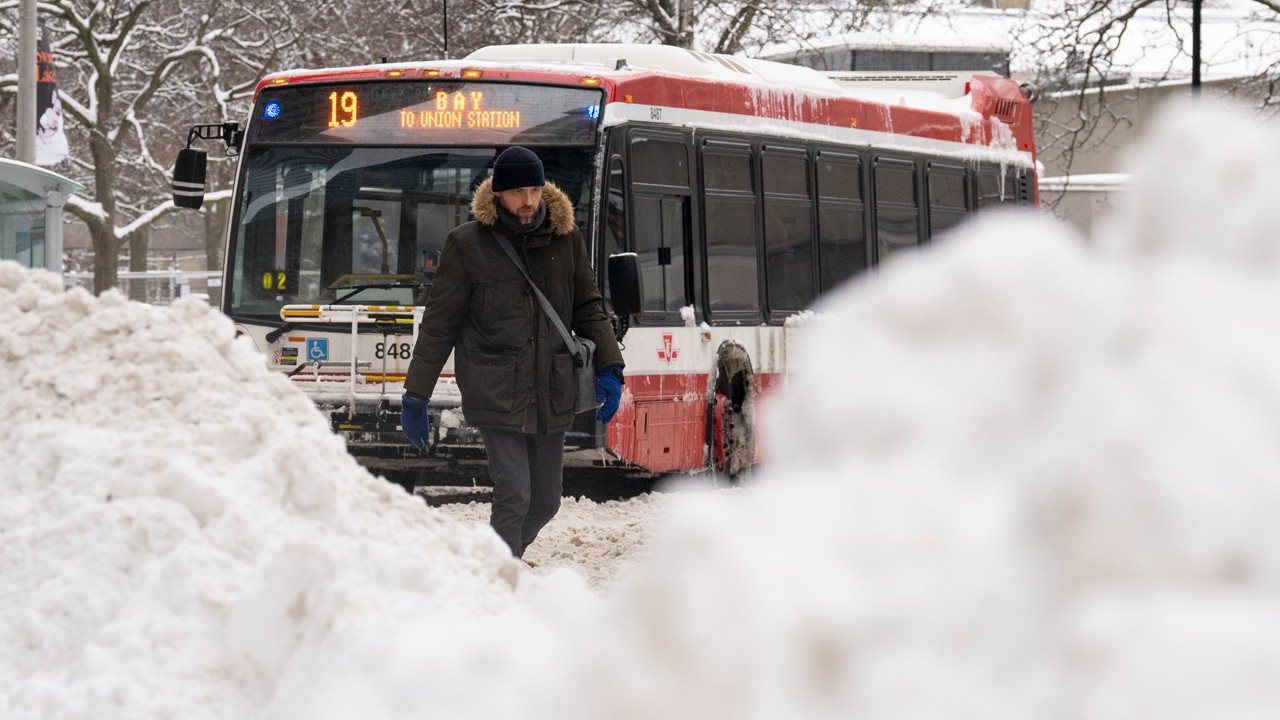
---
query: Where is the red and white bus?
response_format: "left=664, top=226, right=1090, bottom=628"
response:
left=174, top=43, right=1037, bottom=480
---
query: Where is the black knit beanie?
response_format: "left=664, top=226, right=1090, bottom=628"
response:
left=491, top=146, right=545, bottom=192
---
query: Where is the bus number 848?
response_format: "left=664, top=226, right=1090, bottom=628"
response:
left=375, top=342, right=413, bottom=360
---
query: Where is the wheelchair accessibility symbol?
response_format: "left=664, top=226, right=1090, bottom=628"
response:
left=306, top=338, right=329, bottom=362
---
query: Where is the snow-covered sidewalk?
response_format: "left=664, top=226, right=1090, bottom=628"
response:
left=430, top=491, right=688, bottom=589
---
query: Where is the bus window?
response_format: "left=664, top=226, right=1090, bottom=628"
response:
left=228, top=147, right=594, bottom=318
left=874, top=157, right=920, bottom=260
left=817, top=152, right=867, bottom=292
left=976, top=165, right=1019, bottom=208
left=817, top=153, right=862, bottom=202
left=762, top=148, right=814, bottom=316
left=601, top=155, right=627, bottom=303
left=632, top=136, right=689, bottom=188
left=927, top=162, right=969, bottom=241
left=606, top=192, right=626, bottom=254
left=352, top=201, right=402, bottom=275
left=703, top=151, right=752, bottom=192
left=702, top=144, right=759, bottom=318
left=633, top=194, right=688, bottom=314
left=605, top=156, right=627, bottom=258
left=235, top=162, right=321, bottom=309
left=296, top=168, right=327, bottom=301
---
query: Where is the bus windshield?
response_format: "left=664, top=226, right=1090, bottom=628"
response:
left=226, top=146, right=595, bottom=321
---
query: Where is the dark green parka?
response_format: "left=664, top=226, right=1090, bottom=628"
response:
left=403, top=179, right=624, bottom=434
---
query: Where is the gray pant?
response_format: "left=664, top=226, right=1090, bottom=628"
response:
left=478, top=427, right=566, bottom=558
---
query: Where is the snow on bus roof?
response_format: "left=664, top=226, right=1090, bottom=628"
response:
left=465, top=43, right=1024, bottom=163
left=463, top=43, right=985, bottom=106
left=466, top=43, right=847, bottom=95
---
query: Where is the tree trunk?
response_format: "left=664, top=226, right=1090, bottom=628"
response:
left=90, top=224, right=116, bottom=295
left=128, top=226, right=149, bottom=302
left=89, top=123, right=119, bottom=295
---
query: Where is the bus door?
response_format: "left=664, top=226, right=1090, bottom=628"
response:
left=628, top=129, right=693, bottom=316
left=602, top=127, right=702, bottom=472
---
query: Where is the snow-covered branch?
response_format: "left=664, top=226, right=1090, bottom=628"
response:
left=115, top=198, right=182, bottom=241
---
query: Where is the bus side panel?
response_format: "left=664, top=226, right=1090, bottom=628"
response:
left=605, top=326, right=787, bottom=474
left=611, top=366, right=707, bottom=473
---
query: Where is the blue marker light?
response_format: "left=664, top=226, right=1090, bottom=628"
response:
left=263, top=100, right=282, bottom=120
left=584, top=104, right=600, bottom=121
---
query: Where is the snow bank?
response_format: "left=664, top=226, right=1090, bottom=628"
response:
left=744, top=97, right=1280, bottom=717
left=0, top=269, right=522, bottom=718
left=309, top=96, right=1280, bottom=718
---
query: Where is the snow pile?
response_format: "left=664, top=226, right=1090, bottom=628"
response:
left=278, top=97, right=1280, bottom=719
left=439, top=494, right=675, bottom=587
left=0, top=271, right=523, bottom=718
left=749, top=97, right=1280, bottom=717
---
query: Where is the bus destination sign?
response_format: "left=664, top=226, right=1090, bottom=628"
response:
left=398, top=91, right=521, bottom=131
left=254, top=81, right=602, bottom=146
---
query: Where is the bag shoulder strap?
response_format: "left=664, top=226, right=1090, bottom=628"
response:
left=490, top=230, right=585, bottom=366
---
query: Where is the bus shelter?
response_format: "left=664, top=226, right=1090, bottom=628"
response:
left=0, top=157, right=82, bottom=275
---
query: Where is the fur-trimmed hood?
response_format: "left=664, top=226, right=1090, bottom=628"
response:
left=470, top=178, right=576, bottom=236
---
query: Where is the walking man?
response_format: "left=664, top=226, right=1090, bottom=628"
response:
left=400, top=146, right=625, bottom=559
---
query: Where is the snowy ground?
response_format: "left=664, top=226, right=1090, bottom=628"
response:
left=431, top=490, right=703, bottom=589
left=7, top=96, right=1280, bottom=719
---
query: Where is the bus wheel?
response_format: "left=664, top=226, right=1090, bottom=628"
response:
left=709, top=341, right=755, bottom=480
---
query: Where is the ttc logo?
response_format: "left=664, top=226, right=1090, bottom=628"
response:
left=658, top=333, right=679, bottom=363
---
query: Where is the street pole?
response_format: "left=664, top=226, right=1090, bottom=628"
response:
left=17, top=0, right=37, bottom=163
left=1192, top=0, right=1202, bottom=98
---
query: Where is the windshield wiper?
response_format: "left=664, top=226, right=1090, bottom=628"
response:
left=328, top=279, right=431, bottom=304
left=265, top=321, right=299, bottom=344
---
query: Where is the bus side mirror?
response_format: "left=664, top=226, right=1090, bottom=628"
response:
left=607, top=252, right=640, bottom=318
left=172, top=148, right=207, bottom=209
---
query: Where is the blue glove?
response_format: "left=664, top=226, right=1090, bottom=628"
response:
left=596, top=365, right=624, bottom=424
left=400, top=394, right=431, bottom=450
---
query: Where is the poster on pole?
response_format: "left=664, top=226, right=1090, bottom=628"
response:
left=35, top=20, right=70, bottom=168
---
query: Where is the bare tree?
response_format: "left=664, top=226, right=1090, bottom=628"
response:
left=589, top=0, right=898, bottom=54
left=1022, top=0, right=1280, bottom=205
left=0, top=0, right=318, bottom=293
